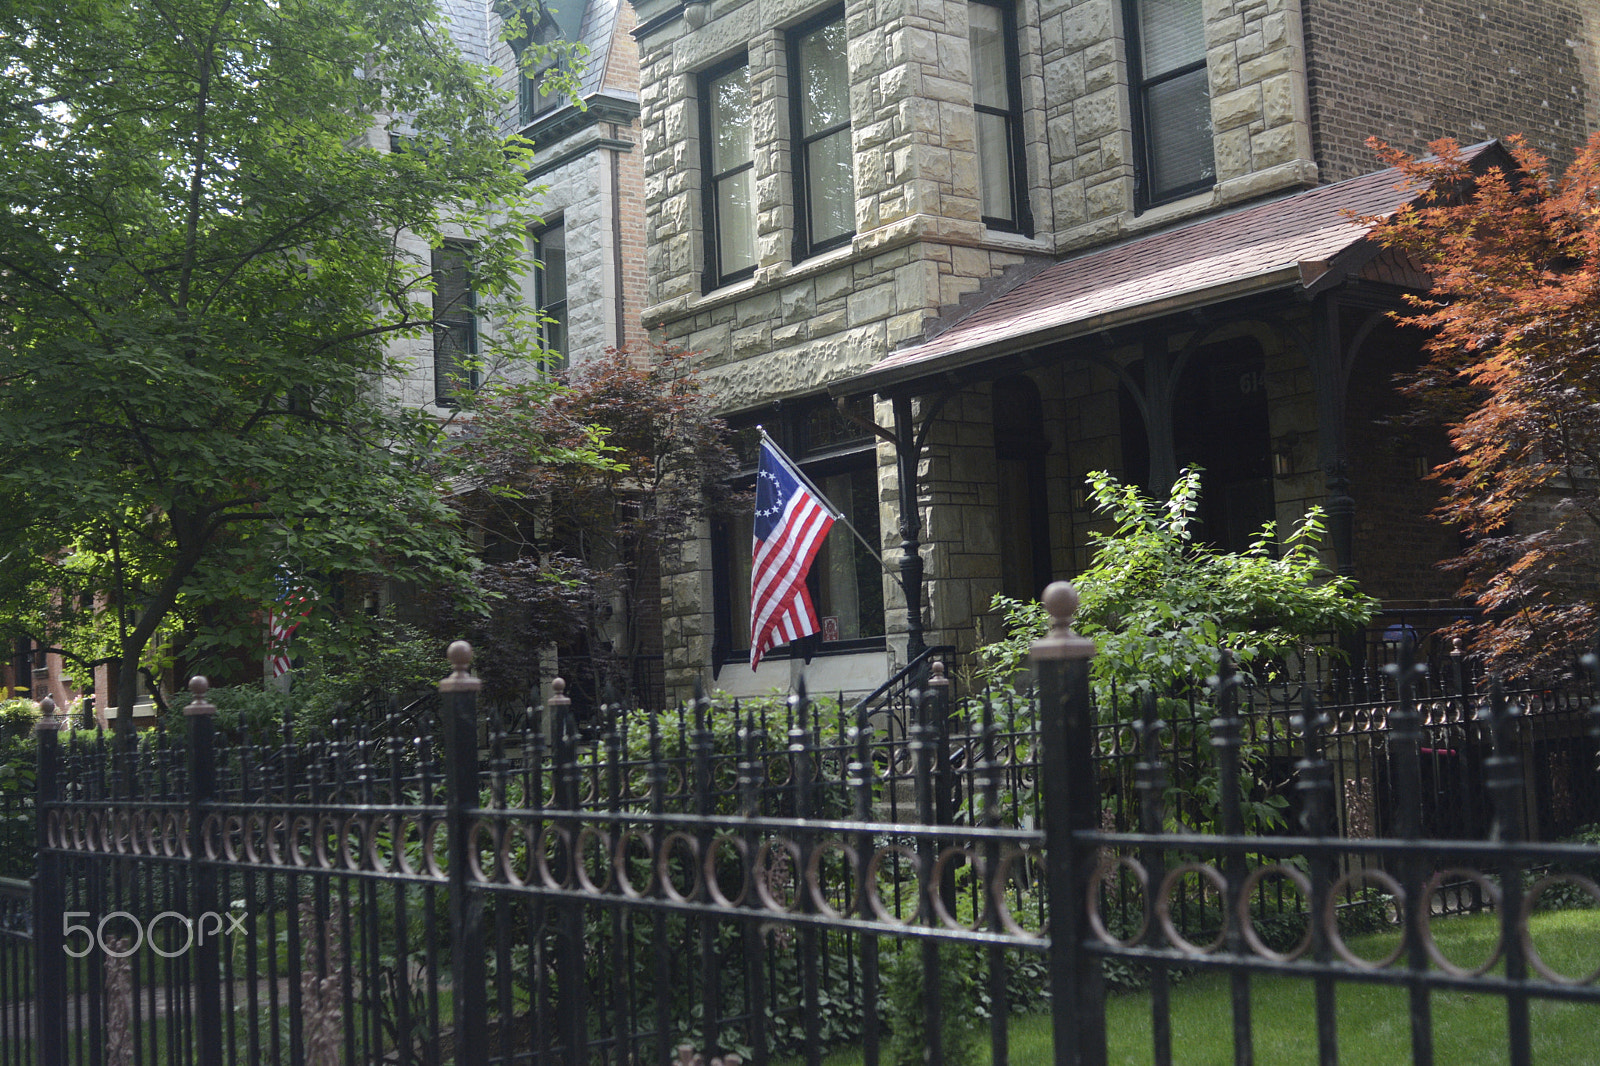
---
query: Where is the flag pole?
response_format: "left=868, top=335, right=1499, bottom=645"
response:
left=757, top=427, right=884, bottom=566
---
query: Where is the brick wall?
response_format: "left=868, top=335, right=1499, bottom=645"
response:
left=1303, top=0, right=1597, bottom=183
left=1343, top=319, right=1459, bottom=605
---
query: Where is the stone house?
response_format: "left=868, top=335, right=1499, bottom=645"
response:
left=386, top=0, right=649, bottom=413
left=631, top=0, right=1599, bottom=701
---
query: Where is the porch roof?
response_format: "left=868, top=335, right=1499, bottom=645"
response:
left=833, top=145, right=1494, bottom=398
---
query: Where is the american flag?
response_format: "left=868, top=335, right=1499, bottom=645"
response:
left=267, top=584, right=314, bottom=679
left=750, top=437, right=836, bottom=670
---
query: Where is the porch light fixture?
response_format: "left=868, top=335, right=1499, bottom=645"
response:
left=1272, top=437, right=1296, bottom=478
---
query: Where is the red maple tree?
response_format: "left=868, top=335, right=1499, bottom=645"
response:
left=1366, top=133, right=1600, bottom=678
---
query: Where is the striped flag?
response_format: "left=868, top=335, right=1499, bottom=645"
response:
left=267, top=582, right=314, bottom=679
left=751, top=437, right=837, bottom=670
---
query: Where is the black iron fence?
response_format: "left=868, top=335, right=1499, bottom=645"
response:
left=5, top=585, right=1600, bottom=1065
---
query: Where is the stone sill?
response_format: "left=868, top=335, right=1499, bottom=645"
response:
left=643, top=218, right=1054, bottom=330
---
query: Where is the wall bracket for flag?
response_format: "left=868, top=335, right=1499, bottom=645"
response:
left=756, top=426, right=883, bottom=567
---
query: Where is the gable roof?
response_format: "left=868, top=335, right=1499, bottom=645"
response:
left=834, top=143, right=1499, bottom=398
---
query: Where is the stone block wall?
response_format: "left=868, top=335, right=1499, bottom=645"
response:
left=1302, top=0, right=1598, bottom=182
left=1041, top=0, right=1318, bottom=254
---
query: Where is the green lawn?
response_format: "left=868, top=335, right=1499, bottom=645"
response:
left=779, top=909, right=1600, bottom=1065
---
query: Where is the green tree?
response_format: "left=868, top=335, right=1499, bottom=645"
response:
left=0, top=0, right=569, bottom=722
left=435, top=346, right=741, bottom=701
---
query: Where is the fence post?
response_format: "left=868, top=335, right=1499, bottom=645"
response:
left=1030, top=582, right=1104, bottom=1066
left=185, top=677, right=224, bottom=1066
left=34, top=696, right=66, bottom=1066
left=440, top=641, right=487, bottom=1066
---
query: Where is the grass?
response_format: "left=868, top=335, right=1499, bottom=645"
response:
left=777, top=908, right=1600, bottom=1065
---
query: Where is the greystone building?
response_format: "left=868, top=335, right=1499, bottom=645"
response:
left=388, top=0, right=647, bottom=415
left=628, top=0, right=1599, bottom=702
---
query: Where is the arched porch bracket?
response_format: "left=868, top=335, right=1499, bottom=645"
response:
left=835, top=388, right=956, bottom=661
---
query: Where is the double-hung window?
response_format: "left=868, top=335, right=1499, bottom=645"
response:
left=532, top=221, right=568, bottom=371
left=514, top=3, right=572, bottom=125
left=701, top=55, right=757, bottom=289
left=789, top=9, right=854, bottom=259
left=970, top=0, right=1031, bottom=234
left=432, top=241, right=478, bottom=406
left=1125, top=0, right=1214, bottom=208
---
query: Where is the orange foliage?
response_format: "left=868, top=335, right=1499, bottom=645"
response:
left=1365, top=133, right=1600, bottom=677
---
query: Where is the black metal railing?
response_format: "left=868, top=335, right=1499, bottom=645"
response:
left=17, top=588, right=1600, bottom=1065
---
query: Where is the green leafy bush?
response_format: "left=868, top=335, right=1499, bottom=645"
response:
left=882, top=940, right=983, bottom=1066
left=976, top=468, right=1377, bottom=703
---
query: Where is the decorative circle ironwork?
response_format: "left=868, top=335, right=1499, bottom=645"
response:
left=705, top=834, right=749, bottom=908
left=314, top=814, right=338, bottom=870
left=930, top=847, right=981, bottom=931
left=290, top=815, right=315, bottom=868
left=422, top=817, right=448, bottom=879
left=806, top=839, right=857, bottom=921
left=1088, top=855, right=1149, bottom=948
left=1156, top=863, right=1229, bottom=955
left=1237, top=865, right=1314, bottom=962
left=266, top=813, right=286, bottom=867
left=865, top=843, right=919, bottom=925
left=754, top=837, right=804, bottom=913
left=164, top=812, right=186, bottom=858
left=245, top=813, right=266, bottom=866
left=1419, top=869, right=1502, bottom=977
left=576, top=825, right=613, bottom=894
left=1520, top=874, right=1600, bottom=986
left=469, top=818, right=498, bottom=883
left=1324, top=868, right=1406, bottom=970
left=991, top=846, right=1046, bottom=938
left=658, top=831, right=701, bottom=903
left=538, top=824, right=575, bottom=889
left=613, top=828, right=654, bottom=899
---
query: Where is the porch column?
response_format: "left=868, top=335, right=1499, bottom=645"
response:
left=1310, top=292, right=1355, bottom=576
left=892, top=393, right=927, bottom=661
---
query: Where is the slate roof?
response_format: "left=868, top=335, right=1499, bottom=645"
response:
left=836, top=144, right=1497, bottom=397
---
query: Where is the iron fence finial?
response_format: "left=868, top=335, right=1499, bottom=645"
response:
left=1031, top=581, right=1096, bottom=661
left=184, top=676, right=217, bottom=717
left=440, top=640, right=480, bottom=693
left=35, top=694, right=60, bottom=732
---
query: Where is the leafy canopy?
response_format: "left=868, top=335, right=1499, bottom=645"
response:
left=430, top=347, right=741, bottom=701
left=0, top=0, right=563, bottom=712
left=978, top=469, right=1377, bottom=704
left=1364, top=134, right=1600, bottom=677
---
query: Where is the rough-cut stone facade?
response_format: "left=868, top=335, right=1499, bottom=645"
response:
left=634, top=0, right=1600, bottom=699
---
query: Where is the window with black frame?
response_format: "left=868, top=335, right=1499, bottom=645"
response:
left=789, top=9, right=855, bottom=260
left=432, top=240, right=478, bottom=406
left=1124, top=0, right=1214, bottom=208
left=970, top=0, right=1031, bottom=234
left=702, top=55, right=757, bottom=289
left=532, top=220, right=567, bottom=371
left=516, top=6, right=571, bottom=124
left=712, top=399, right=885, bottom=670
